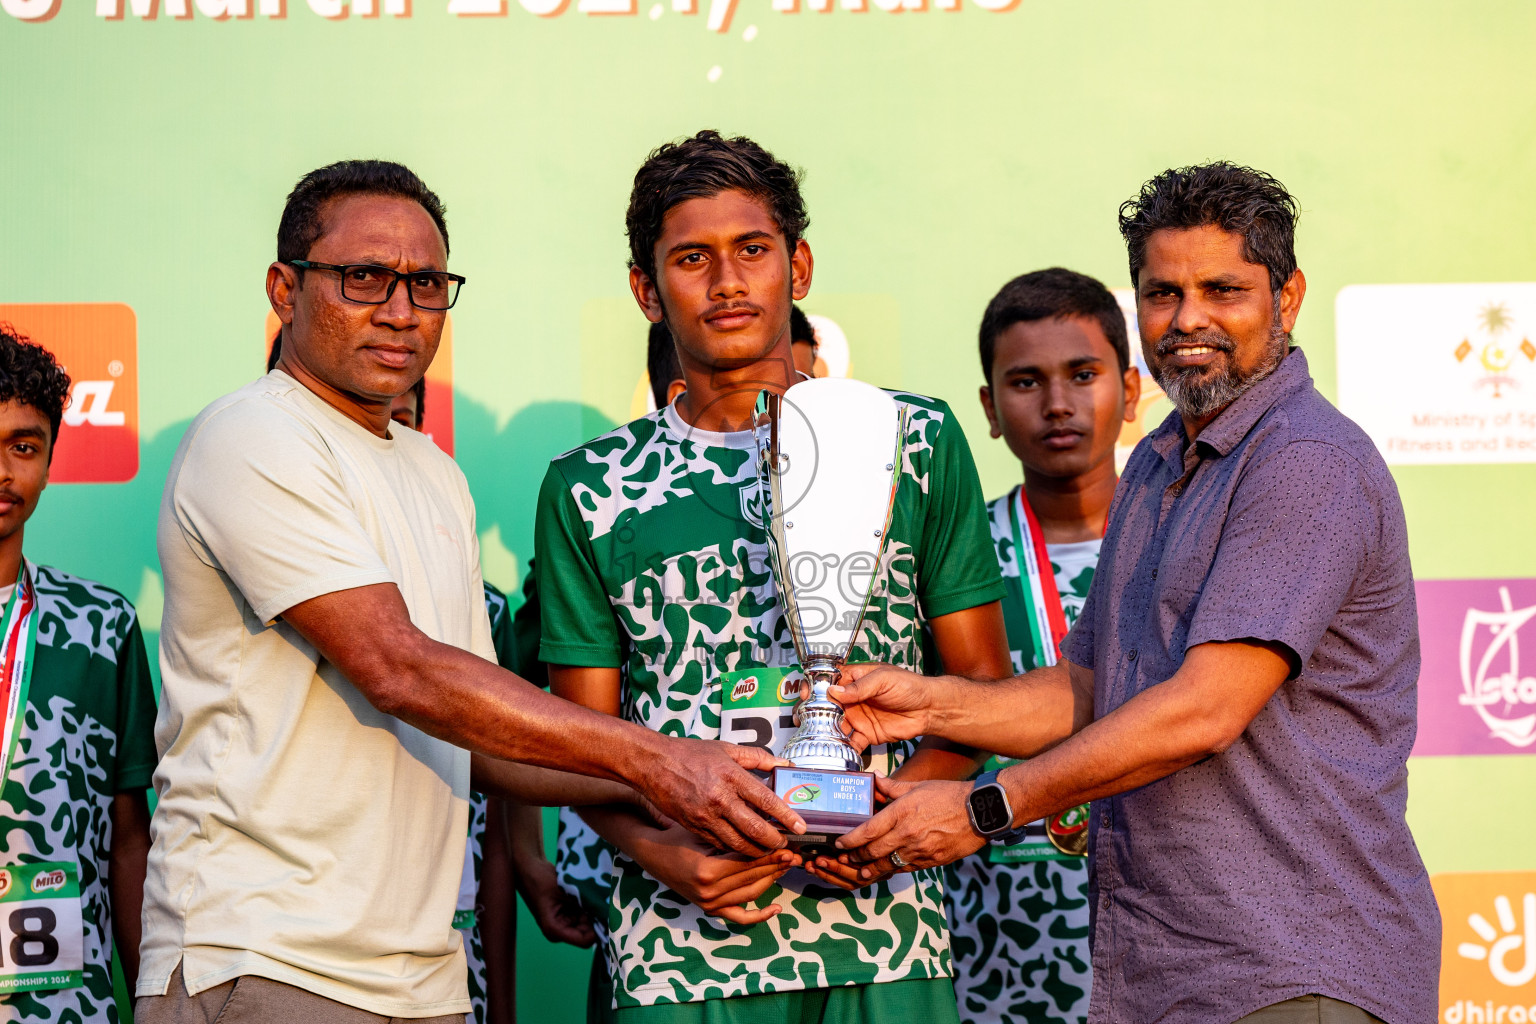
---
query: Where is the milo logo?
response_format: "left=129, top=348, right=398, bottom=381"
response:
left=730, top=675, right=759, bottom=702
left=785, top=783, right=821, bottom=805
left=31, top=870, right=66, bottom=893
left=779, top=674, right=803, bottom=703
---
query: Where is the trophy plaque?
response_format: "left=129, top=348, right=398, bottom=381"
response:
left=755, top=378, right=910, bottom=855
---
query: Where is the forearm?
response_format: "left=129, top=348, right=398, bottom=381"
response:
left=366, top=637, right=669, bottom=783
left=504, top=799, right=548, bottom=874
left=471, top=753, right=641, bottom=807
left=284, top=585, right=670, bottom=784
left=998, top=667, right=1249, bottom=824
left=893, top=740, right=983, bottom=782
left=108, top=792, right=150, bottom=991
left=579, top=804, right=665, bottom=860
left=928, top=663, right=1083, bottom=758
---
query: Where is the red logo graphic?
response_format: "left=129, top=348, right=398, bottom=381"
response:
left=0, top=304, right=139, bottom=484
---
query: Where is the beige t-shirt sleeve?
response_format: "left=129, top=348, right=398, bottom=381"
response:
left=172, top=398, right=395, bottom=625
left=454, top=465, right=498, bottom=666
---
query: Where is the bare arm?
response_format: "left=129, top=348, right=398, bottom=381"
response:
left=893, top=600, right=1013, bottom=783
left=503, top=800, right=596, bottom=948
left=837, top=640, right=1292, bottom=870
left=996, top=640, right=1292, bottom=821
left=470, top=754, right=639, bottom=807
left=553, top=665, right=801, bottom=925
left=108, top=789, right=151, bottom=991
left=281, top=584, right=802, bottom=854
left=581, top=804, right=799, bottom=926
left=832, top=658, right=1090, bottom=761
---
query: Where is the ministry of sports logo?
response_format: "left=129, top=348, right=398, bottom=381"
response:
left=1454, top=302, right=1536, bottom=399
left=1415, top=579, right=1536, bottom=757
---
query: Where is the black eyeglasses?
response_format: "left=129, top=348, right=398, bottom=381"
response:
left=287, top=260, right=466, bottom=311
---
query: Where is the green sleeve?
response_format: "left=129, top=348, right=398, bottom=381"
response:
left=114, top=614, right=159, bottom=793
left=534, top=462, right=624, bottom=668
left=508, top=559, right=548, bottom=688
left=915, top=406, right=1006, bottom=619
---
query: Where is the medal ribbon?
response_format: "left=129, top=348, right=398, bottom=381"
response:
left=1007, top=487, right=1069, bottom=667
left=0, top=561, right=38, bottom=790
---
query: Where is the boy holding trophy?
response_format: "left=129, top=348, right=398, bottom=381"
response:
left=944, top=269, right=1139, bottom=1024
left=533, top=130, right=1010, bottom=1022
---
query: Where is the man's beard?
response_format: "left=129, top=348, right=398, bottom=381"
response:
left=1152, top=321, right=1290, bottom=421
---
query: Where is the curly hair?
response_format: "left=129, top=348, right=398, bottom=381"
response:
left=278, top=159, right=449, bottom=263
left=626, top=130, right=808, bottom=281
left=0, top=323, right=72, bottom=449
left=1118, top=162, right=1299, bottom=294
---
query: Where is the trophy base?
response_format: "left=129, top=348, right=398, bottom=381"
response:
left=771, top=766, right=875, bottom=857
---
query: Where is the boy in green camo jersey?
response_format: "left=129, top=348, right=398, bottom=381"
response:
left=388, top=384, right=596, bottom=1024
left=534, top=130, right=1012, bottom=1024
left=943, top=270, right=1138, bottom=1024
left=0, top=326, right=156, bottom=1024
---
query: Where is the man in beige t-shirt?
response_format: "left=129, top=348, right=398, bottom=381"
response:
left=138, top=160, right=803, bottom=1024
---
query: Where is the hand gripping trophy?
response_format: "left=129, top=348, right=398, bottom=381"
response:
left=754, top=378, right=910, bottom=854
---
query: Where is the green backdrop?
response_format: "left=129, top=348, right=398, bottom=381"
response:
left=4, top=1, right=1535, bottom=1018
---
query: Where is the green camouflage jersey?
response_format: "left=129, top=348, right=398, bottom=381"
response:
left=461, top=581, right=521, bottom=1024
left=943, top=493, right=1097, bottom=1024
left=0, top=563, right=157, bottom=1024
left=535, top=392, right=1003, bottom=1010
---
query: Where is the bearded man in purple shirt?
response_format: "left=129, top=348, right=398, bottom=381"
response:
left=827, top=163, right=1441, bottom=1024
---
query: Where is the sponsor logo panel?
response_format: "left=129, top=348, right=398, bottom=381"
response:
left=1337, top=284, right=1536, bottom=465
left=1416, top=579, right=1536, bottom=756
left=1434, top=872, right=1536, bottom=1023
left=0, top=303, right=138, bottom=483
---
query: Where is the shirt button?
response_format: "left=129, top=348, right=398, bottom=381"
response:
left=1127, top=649, right=1138, bottom=662
left=1152, top=569, right=1158, bottom=579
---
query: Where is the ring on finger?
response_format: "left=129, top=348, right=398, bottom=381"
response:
left=888, top=850, right=908, bottom=870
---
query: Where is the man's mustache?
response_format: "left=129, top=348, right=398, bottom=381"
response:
left=703, top=302, right=764, bottom=319
left=1155, top=328, right=1235, bottom=358
left=0, top=490, right=23, bottom=507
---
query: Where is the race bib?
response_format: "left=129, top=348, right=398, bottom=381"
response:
left=720, top=667, right=888, bottom=774
left=0, top=862, right=84, bottom=993
left=719, top=667, right=803, bottom=756
left=981, top=756, right=1089, bottom=864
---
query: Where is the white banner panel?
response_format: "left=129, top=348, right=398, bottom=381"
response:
left=1336, top=283, right=1536, bottom=464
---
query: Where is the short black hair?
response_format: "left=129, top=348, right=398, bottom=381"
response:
left=789, top=305, right=816, bottom=349
left=647, top=321, right=684, bottom=409
left=1118, top=162, right=1298, bottom=294
left=978, top=268, right=1131, bottom=379
left=626, top=130, right=808, bottom=282
left=0, top=323, right=72, bottom=452
left=277, top=159, right=450, bottom=264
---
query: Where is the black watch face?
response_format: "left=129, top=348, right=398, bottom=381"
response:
left=969, top=784, right=1011, bottom=834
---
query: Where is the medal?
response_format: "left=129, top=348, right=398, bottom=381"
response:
left=1006, top=490, right=1089, bottom=860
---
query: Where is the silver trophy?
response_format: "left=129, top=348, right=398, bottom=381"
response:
left=755, top=378, right=910, bottom=852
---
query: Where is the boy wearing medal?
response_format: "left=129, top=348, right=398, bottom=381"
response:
left=944, top=269, right=1138, bottom=1024
left=0, top=326, right=156, bottom=1023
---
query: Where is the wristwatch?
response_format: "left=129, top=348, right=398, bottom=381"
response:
left=966, top=770, right=1023, bottom=840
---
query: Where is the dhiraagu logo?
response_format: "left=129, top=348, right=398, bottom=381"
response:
left=784, top=783, right=821, bottom=805
left=1433, top=872, right=1536, bottom=1023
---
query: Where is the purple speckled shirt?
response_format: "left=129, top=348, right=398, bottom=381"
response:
left=1062, top=348, right=1440, bottom=1024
